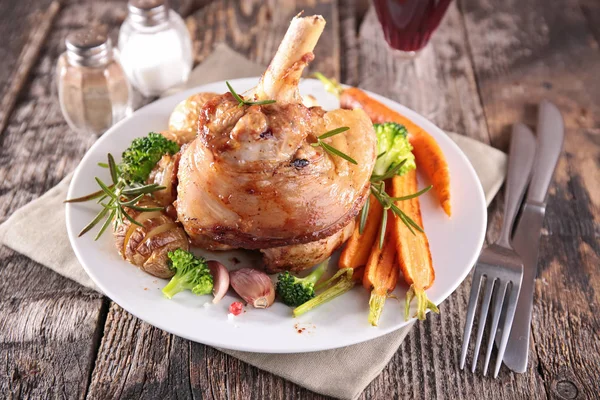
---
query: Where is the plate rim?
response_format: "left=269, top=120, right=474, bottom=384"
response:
left=66, top=77, right=487, bottom=353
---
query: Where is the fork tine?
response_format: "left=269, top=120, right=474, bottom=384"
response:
left=460, top=269, right=484, bottom=369
left=471, top=276, right=495, bottom=373
left=494, top=282, right=521, bottom=377
left=483, top=280, right=509, bottom=376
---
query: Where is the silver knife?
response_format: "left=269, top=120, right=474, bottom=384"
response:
left=502, top=100, right=565, bottom=372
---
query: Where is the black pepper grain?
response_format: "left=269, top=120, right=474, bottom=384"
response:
left=292, top=158, right=309, bottom=169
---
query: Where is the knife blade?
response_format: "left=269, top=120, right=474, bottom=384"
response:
left=502, top=100, right=565, bottom=372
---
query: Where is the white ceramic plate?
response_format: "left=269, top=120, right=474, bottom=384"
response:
left=66, top=78, right=486, bottom=353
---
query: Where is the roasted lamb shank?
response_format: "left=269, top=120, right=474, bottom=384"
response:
left=175, top=14, right=377, bottom=271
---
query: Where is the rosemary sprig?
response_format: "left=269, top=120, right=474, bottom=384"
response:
left=371, top=178, right=432, bottom=248
left=66, top=153, right=165, bottom=240
left=226, top=81, right=276, bottom=107
left=367, top=169, right=432, bottom=247
left=311, top=127, right=358, bottom=165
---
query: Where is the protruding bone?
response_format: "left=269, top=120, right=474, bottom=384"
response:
left=255, top=14, right=325, bottom=104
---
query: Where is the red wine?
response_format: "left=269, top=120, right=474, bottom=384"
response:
left=373, top=0, right=452, bottom=52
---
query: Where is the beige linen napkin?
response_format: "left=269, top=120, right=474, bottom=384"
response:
left=0, top=44, right=506, bottom=400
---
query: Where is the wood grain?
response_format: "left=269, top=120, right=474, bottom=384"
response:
left=0, top=1, right=125, bottom=398
left=461, top=0, right=600, bottom=398
left=0, top=0, right=598, bottom=399
left=186, top=0, right=340, bottom=79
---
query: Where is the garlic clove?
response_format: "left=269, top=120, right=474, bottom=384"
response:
left=207, top=260, right=230, bottom=304
left=229, top=268, right=275, bottom=309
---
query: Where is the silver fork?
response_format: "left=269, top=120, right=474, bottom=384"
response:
left=460, top=123, right=536, bottom=377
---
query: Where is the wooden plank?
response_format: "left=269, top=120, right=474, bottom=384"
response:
left=186, top=0, right=340, bottom=79
left=87, top=1, right=339, bottom=399
left=0, top=1, right=129, bottom=398
left=0, top=247, right=106, bottom=398
left=460, top=0, right=600, bottom=398
left=88, top=303, right=328, bottom=399
left=353, top=5, right=548, bottom=399
left=0, top=0, right=51, bottom=105
left=579, top=0, right=600, bottom=45
left=0, top=2, right=60, bottom=136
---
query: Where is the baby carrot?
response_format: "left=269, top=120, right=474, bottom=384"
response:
left=362, top=209, right=399, bottom=326
left=391, top=170, right=439, bottom=320
left=407, top=131, right=451, bottom=216
left=339, top=195, right=383, bottom=269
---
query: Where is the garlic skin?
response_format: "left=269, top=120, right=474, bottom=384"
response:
left=229, top=268, right=275, bottom=309
left=207, top=260, right=229, bottom=304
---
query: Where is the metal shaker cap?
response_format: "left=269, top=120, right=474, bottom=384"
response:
left=128, top=0, right=170, bottom=28
left=65, top=28, right=112, bottom=67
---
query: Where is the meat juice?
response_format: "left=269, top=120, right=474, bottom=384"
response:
left=372, top=0, right=453, bottom=53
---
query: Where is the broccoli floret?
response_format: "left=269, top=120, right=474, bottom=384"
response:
left=293, top=267, right=356, bottom=317
left=276, top=261, right=328, bottom=307
left=162, top=249, right=213, bottom=299
left=121, top=132, right=179, bottom=183
left=373, top=122, right=416, bottom=177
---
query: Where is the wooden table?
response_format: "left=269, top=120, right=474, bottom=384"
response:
left=1, top=0, right=598, bottom=398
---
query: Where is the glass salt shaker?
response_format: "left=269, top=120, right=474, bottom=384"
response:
left=57, top=28, right=133, bottom=136
left=118, top=0, right=193, bottom=97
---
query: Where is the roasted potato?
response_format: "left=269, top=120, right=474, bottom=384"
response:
left=114, top=196, right=189, bottom=278
left=166, top=92, right=219, bottom=145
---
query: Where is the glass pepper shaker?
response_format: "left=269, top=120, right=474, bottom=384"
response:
left=118, top=0, right=193, bottom=97
left=57, top=28, right=133, bottom=136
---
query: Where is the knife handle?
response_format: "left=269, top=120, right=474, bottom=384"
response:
left=526, top=100, right=565, bottom=204
left=496, top=124, right=536, bottom=249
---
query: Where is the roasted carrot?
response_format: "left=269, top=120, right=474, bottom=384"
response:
left=339, top=195, right=383, bottom=269
left=362, top=210, right=399, bottom=326
left=391, top=170, right=439, bottom=320
left=314, top=73, right=451, bottom=216
left=406, top=132, right=451, bottom=216
left=352, top=266, right=365, bottom=282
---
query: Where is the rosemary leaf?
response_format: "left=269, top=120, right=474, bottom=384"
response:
left=78, top=207, right=109, bottom=237
left=395, top=209, right=416, bottom=236
left=226, top=81, right=245, bottom=106
left=108, top=154, right=119, bottom=185
left=379, top=209, right=388, bottom=248
left=126, top=205, right=164, bottom=212
left=318, top=126, right=350, bottom=140
left=227, top=81, right=276, bottom=107
left=391, top=185, right=432, bottom=202
left=320, top=142, right=358, bottom=165
left=371, top=161, right=404, bottom=183
left=120, top=193, right=145, bottom=207
left=121, top=205, right=144, bottom=227
left=64, top=187, right=110, bottom=203
left=96, top=194, right=108, bottom=204
left=95, top=208, right=116, bottom=241
left=359, top=195, right=370, bottom=234
left=403, top=212, right=425, bottom=233
left=95, top=177, right=118, bottom=199
left=390, top=203, right=423, bottom=234
left=122, top=184, right=165, bottom=196
left=247, top=99, right=277, bottom=106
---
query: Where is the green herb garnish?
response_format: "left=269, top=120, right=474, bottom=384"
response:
left=226, top=81, right=276, bottom=107
left=66, top=154, right=165, bottom=240
left=368, top=167, right=432, bottom=247
left=311, top=127, right=358, bottom=165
